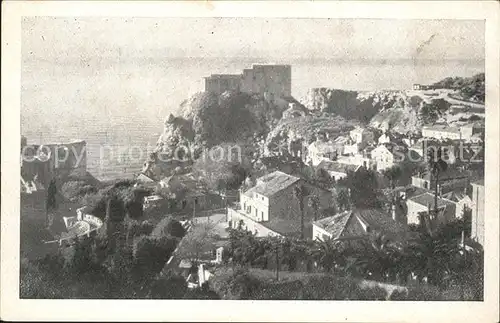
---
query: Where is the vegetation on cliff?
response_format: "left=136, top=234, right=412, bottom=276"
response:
left=431, top=73, right=485, bottom=103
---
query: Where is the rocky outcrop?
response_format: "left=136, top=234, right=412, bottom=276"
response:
left=302, top=88, right=382, bottom=123
left=143, top=91, right=290, bottom=179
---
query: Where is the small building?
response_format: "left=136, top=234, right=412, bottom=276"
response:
left=336, top=154, right=372, bottom=169
left=316, top=160, right=361, bottom=181
left=378, top=132, right=391, bottom=145
left=406, top=192, right=457, bottom=227
left=371, top=144, right=404, bottom=172
left=421, top=125, right=483, bottom=142
left=412, top=84, right=429, bottom=90
left=470, top=180, right=484, bottom=246
left=307, top=139, right=341, bottom=166
left=312, top=208, right=410, bottom=248
left=411, top=169, right=470, bottom=193
left=442, top=190, right=474, bottom=220
left=159, top=173, right=213, bottom=212
left=349, top=127, right=374, bottom=145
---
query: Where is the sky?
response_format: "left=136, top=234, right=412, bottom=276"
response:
left=23, top=17, right=485, bottom=62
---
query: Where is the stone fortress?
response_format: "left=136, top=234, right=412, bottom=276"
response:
left=21, top=135, right=88, bottom=192
left=204, top=64, right=292, bottom=102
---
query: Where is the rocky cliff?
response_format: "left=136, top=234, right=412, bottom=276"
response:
left=302, top=88, right=484, bottom=135
left=142, top=91, right=290, bottom=178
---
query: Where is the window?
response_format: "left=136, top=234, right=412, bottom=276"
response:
left=262, top=196, right=264, bottom=201
left=261, top=211, right=264, bottom=219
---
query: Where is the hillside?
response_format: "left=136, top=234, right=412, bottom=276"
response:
left=303, top=87, right=484, bottom=135
left=431, top=73, right=485, bottom=103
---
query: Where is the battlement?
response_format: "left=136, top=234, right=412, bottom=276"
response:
left=204, top=64, right=292, bottom=100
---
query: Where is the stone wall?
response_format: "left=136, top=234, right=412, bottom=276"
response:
left=21, top=139, right=87, bottom=186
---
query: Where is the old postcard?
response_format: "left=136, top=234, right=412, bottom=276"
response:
left=1, top=1, right=499, bottom=322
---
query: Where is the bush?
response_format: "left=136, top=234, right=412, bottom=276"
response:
left=132, top=236, right=178, bottom=278
left=61, top=180, right=88, bottom=200
left=148, top=271, right=188, bottom=299
left=210, top=268, right=262, bottom=300
left=166, top=219, right=186, bottom=239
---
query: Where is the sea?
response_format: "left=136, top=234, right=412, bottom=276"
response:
left=21, top=57, right=484, bottom=181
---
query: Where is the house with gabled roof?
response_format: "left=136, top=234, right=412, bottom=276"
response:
left=228, top=170, right=333, bottom=238
left=316, top=160, right=361, bottom=181
left=312, top=208, right=410, bottom=248
left=406, top=192, right=457, bottom=227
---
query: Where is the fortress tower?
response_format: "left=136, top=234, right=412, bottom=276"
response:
left=204, top=64, right=292, bottom=101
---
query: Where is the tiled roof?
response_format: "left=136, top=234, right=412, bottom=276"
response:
left=472, top=179, right=484, bottom=186
left=314, top=208, right=409, bottom=241
left=245, top=171, right=301, bottom=197
left=355, top=208, right=408, bottom=239
left=317, top=160, right=360, bottom=174
left=414, top=168, right=469, bottom=181
left=408, top=192, right=456, bottom=208
left=314, top=210, right=353, bottom=239
left=442, top=191, right=470, bottom=202
left=261, top=218, right=302, bottom=237
left=137, top=173, right=155, bottom=183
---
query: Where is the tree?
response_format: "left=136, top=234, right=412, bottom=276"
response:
left=166, top=219, right=187, bottom=239
left=177, top=222, right=216, bottom=264
left=338, top=168, right=381, bottom=209
left=426, top=146, right=448, bottom=235
left=308, top=195, right=320, bottom=222
left=293, top=184, right=306, bottom=239
left=382, top=165, right=402, bottom=189
left=132, top=236, right=177, bottom=280
left=45, top=178, right=57, bottom=227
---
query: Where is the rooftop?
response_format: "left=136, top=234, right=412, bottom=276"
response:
left=245, top=171, right=301, bottom=197
left=314, top=208, right=409, bottom=241
left=422, top=125, right=461, bottom=134
left=408, top=192, right=456, bottom=208
left=472, top=179, right=484, bottom=187
left=317, top=160, right=360, bottom=174
left=314, top=210, right=352, bottom=239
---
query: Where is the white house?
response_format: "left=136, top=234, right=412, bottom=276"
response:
left=406, top=192, right=457, bottom=226
left=307, top=139, right=341, bottom=166
left=228, top=170, right=332, bottom=238
left=317, top=160, right=361, bottom=181
left=371, top=144, right=397, bottom=172
left=350, top=127, right=374, bottom=145
left=312, top=209, right=409, bottom=246
left=378, top=132, right=391, bottom=145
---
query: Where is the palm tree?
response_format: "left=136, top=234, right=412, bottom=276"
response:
left=313, top=237, right=343, bottom=273
left=308, top=195, right=320, bottom=222
left=293, top=185, right=306, bottom=239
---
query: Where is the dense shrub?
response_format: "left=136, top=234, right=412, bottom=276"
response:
left=165, top=219, right=186, bottom=239
left=148, top=271, right=188, bottom=299
left=132, top=236, right=177, bottom=278
left=210, top=268, right=262, bottom=300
